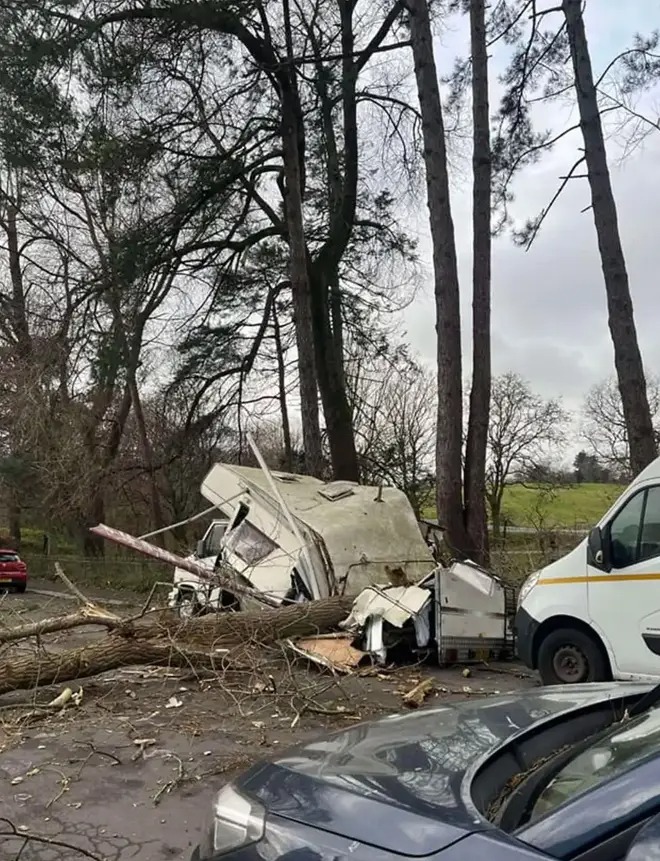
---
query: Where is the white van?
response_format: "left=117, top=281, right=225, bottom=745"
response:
left=516, top=456, right=660, bottom=684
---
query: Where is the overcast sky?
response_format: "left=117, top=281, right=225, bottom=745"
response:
left=403, top=0, right=660, bottom=422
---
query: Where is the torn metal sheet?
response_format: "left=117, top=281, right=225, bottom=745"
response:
left=288, top=634, right=366, bottom=673
left=364, top=616, right=386, bottom=664
left=341, top=585, right=431, bottom=631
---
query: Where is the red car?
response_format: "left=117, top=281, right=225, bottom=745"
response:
left=0, top=549, right=27, bottom=593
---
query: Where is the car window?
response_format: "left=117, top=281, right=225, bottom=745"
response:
left=639, top=487, right=660, bottom=563
left=528, top=707, right=660, bottom=825
left=0, top=552, right=19, bottom=563
left=610, top=492, right=645, bottom=568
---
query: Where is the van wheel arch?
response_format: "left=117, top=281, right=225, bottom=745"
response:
left=532, top=616, right=612, bottom=681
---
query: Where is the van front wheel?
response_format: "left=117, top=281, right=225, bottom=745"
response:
left=537, top=627, right=608, bottom=685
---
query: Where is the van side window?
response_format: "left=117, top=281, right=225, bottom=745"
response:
left=639, top=487, right=660, bottom=563
left=610, top=492, right=645, bottom=569
left=609, top=486, right=660, bottom=569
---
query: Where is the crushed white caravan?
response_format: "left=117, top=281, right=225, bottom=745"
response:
left=167, top=462, right=435, bottom=614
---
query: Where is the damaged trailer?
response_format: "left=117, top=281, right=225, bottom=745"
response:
left=168, top=463, right=435, bottom=614
left=339, top=560, right=516, bottom=667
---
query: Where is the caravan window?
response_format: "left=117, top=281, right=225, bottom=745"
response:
left=223, top=520, right=278, bottom=567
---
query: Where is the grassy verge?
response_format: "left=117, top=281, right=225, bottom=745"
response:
left=422, top=483, right=624, bottom=530
left=500, top=483, right=623, bottom=529
left=25, top=554, right=172, bottom=595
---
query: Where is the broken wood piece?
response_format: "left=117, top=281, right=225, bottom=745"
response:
left=290, top=634, right=366, bottom=673
left=402, top=677, right=434, bottom=708
left=54, top=563, right=92, bottom=606
left=0, top=606, right=125, bottom=644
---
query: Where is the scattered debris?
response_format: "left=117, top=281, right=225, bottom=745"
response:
left=402, top=678, right=435, bottom=708
left=47, top=687, right=83, bottom=709
left=343, top=585, right=431, bottom=631
left=339, top=560, right=515, bottom=667
left=165, top=697, right=183, bottom=709
left=288, top=634, right=366, bottom=674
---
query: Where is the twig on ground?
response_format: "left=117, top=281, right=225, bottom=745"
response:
left=74, top=742, right=122, bottom=778
left=146, top=749, right=185, bottom=804
left=44, top=765, right=72, bottom=808
left=0, top=817, right=104, bottom=861
left=480, top=661, right=533, bottom=678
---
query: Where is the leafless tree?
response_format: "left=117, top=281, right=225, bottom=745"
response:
left=487, top=373, right=568, bottom=537
left=582, top=375, right=660, bottom=479
left=348, top=349, right=435, bottom=517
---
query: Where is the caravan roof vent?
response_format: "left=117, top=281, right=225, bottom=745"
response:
left=274, top=473, right=299, bottom=483
left=319, top=481, right=357, bottom=502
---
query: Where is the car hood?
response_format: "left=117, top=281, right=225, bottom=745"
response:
left=239, top=683, right=649, bottom=857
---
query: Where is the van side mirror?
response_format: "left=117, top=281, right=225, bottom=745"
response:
left=587, top=526, right=610, bottom=571
left=196, top=539, right=206, bottom=558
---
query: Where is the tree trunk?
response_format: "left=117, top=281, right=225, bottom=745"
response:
left=302, top=0, right=361, bottom=483
left=463, top=0, right=491, bottom=567
left=272, top=299, right=293, bottom=472
left=279, top=0, right=323, bottom=477
left=563, top=0, right=657, bottom=476
left=490, top=498, right=502, bottom=541
left=407, top=0, right=469, bottom=555
left=5, top=203, right=31, bottom=354
left=127, top=367, right=167, bottom=544
left=8, top=491, right=21, bottom=547
left=0, top=596, right=354, bottom=696
left=311, top=270, right=360, bottom=481
left=281, top=91, right=324, bottom=478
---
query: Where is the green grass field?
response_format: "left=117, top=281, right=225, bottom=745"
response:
left=499, top=483, right=624, bottom=530
left=422, top=482, right=624, bottom=531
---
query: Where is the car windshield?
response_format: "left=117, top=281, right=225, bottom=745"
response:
left=0, top=552, right=19, bottom=562
left=528, top=706, right=660, bottom=824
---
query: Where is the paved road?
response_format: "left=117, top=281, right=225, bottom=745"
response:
left=1, top=723, right=238, bottom=860
left=0, top=582, right=536, bottom=860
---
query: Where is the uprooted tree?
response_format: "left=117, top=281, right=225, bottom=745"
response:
left=0, top=590, right=355, bottom=697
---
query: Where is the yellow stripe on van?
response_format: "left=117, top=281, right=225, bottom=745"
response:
left=538, top=573, right=660, bottom=585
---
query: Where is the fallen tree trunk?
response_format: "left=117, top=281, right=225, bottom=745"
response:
left=0, top=596, right=355, bottom=696
left=0, top=639, right=222, bottom=696
left=0, top=606, right=123, bottom=643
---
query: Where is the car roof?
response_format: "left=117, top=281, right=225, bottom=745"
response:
left=0, top=548, right=19, bottom=553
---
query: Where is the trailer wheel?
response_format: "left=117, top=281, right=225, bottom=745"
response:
left=537, top=627, right=608, bottom=685
left=177, top=590, right=202, bottom=620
